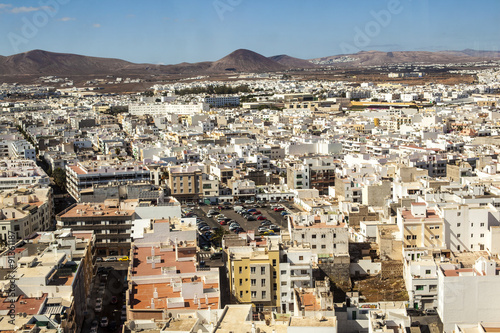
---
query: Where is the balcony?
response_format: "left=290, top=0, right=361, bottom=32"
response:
left=290, top=274, right=310, bottom=281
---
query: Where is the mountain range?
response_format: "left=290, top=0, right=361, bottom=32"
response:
left=0, top=48, right=499, bottom=77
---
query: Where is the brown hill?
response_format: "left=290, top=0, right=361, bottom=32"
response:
left=206, top=49, right=286, bottom=73
left=0, top=49, right=135, bottom=75
left=310, top=50, right=500, bottom=67
left=268, top=54, right=317, bottom=68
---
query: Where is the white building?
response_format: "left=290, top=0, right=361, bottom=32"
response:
left=129, top=102, right=208, bottom=116
left=437, top=257, right=500, bottom=332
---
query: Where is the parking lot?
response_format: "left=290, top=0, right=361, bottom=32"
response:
left=191, top=201, right=296, bottom=238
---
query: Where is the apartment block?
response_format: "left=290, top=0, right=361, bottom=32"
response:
left=66, top=161, right=150, bottom=201
left=0, top=186, right=53, bottom=242
left=397, top=203, right=445, bottom=250
left=56, top=199, right=134, bottom=256
left=227, top=244, right=280, bottom=312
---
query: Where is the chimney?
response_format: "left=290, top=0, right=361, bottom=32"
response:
left=151, top=246, right=155, bottom=257
left=205, top=294, right=209, bottom=304
left=153, top=288, right=158, bottom=299
left=152, top=261, right=156, bottom=269
left=150, top=298, right=155, bottom=309
left=251, top=323, right=256, bottom=333
left=193, top=294, right=198, bottom=305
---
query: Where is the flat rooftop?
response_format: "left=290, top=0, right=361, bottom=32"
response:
left=215, top=306, right=288, bottom=333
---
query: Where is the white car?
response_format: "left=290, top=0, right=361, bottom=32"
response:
left=100, top=316, right=108, bottom=327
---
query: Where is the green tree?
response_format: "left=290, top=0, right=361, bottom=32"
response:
left=52, top=168, right=66, bottom=190
left=211, top=227, right=229, bottom=247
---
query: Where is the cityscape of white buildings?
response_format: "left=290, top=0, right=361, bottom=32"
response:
left=0, top=64, right=500, bottom=332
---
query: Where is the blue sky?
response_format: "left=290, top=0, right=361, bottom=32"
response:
left=0, top=0, right=499, bottom=64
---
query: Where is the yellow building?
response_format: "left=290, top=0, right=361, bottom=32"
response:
left=397, top=203, right=444, bottom=249
left=227, top=243, right=280, bottom=312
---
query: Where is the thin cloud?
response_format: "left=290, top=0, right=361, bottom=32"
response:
left=0, top=3, right=12, bottom=10
left=58, top=17, right=75, bottom=22
left=9, top=6, right=54, bottom=14
left=92, top=23, right=101, bottom=28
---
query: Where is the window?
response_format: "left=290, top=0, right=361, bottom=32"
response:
left=333, top=233, right=336, bottom=238
left=251, top=267, right=256, bottom=274
left=457, top=212, right=461, bottom=216
left=251, top=279, right=256, bottom=286
left=312, top=245, right=316, bottom=249
left=321, top=245, right=326, bottom=249
left=416, top=285, right=424, bottom=291
left=272, top=259, right=276, bottom=266
left=281, top=293, right=287, bottom=297
left=312, top=234, right=316, bottom=239
left=239, top=267, right=242, bottom=273
left=239, top=279, right=242, bottom=286
left=471, top=223, right=474, bottom=227
left=261, top=279, right=266, bottom=287
left=471, top=234, right=474, bottom=238
left=412, top=235, right=417, bottom=240
left=457, top=234, right=461, bottom=238
left=240, top=291, right=243, bottom=298
left=299, top=256, right=304, bottom=260
left=480, top=234, right=484, bottom=238
left=426, top=270, right=431, bottom=274
left=321, top=234, right=326, bottom=238
left=261, top=267, right=265, bottom=274
left=301, top=234, right=305, bottom=239
left=480, top=223, right=485, bottom=227
left=262, top=291, right=266, bottom=298
left=301, top=270, right=307, bottom=275
left=333, top=244, right=336, bottom=249
left=457, top=223, right=461, bottom=227
left=281, top=270, right=286, bottom=275
left=251, top=291, right=256, bottom=298
left=281, top=281, right=287, bottom=286
left=406, top=235, right=412, bottom=240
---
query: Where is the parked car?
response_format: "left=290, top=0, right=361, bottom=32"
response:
left=229, top=224, right=241, bottom=231
left=247, top=208, right=257, bottom=213
left=257, top=215, right=267, bottom=220
left=274, top=207, right=284, bottom=212
left=258, top=226, right=269, bottom=233
left=104, top=257, right=117, bottom=262
left=118, top=256, right=129, bottom=261
left=95, top=257, right=103, bottom=262
left=200, top=226, right=211, bottom=232
left=260, top=220, right=272, bottom=226
left=246, top=216, right=256, bottom=221
left=100, top=316, right=108, bottom=327
left=90, top=320, right=99, bottom=333
left=251, top=211, right=261, bottom=215
left=424, top=308, right=438, bottom=315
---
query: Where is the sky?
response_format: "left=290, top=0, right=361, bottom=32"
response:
left=0, top=0, right=499, bottom=64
